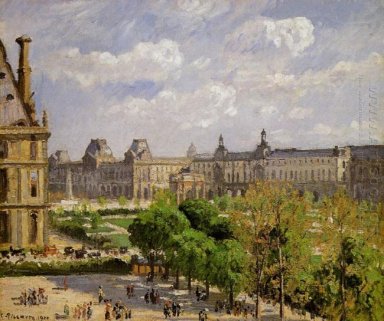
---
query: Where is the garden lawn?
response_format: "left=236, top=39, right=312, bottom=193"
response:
left=104, top=218, right=133, bottom=229
left=105, top=234, right=131, bottom=248
left=85, top=225, right=114, bottom=233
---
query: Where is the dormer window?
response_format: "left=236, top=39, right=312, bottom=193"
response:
left=6, top=94, right=14, bottom=101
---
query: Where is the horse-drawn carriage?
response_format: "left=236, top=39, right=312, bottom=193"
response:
left=43, top=245, right=59, bottom=257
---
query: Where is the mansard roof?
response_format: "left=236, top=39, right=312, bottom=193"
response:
left=50, top=150, right=71, bottom=163
left=226, top=151, right=254, bottom=161
left=350, top=145, right=384, bottom=160
left=269, top=148, right=336, bottom=159
left=127, top=138, right=152, bottom=161
left=0, top=38, right=30, bottom=126
left=194, top=153, right=214, bottom=161
left=83, top=138, right=115, bottom=161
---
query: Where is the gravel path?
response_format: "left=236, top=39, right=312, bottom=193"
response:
left=0, top=274, right=322, bottom=321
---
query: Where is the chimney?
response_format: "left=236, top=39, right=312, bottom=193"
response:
left=16, top=35, right=35, bottom=122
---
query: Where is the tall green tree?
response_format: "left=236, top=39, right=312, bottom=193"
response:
left=128, top=190, right=190, bottom=276
left=315, top=190, right=384, bottom=321
left=179, top=198, right=233, bottom=240
left=210, top=239, right=247, bottom=307
left=229, top=181, right=312, bottom=321
left=170, top=229, right=216, bottom=292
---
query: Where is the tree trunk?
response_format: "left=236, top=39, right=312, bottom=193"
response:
left=175, top=269, right=180, bottom=290
left=188, top=271, right=192, bottom=293
left=340, top=261, right=346, bottom=321
left=205, top=278, right=210, bottom=299
left=255, top=254, right=265, bottom=320
left=229, top=284, right=234, bottom=308
left=149, top=252, right=155, bottom=277
left=164, top=263, right=169, bottom=279
left=278, top=245, right=285, bottom=321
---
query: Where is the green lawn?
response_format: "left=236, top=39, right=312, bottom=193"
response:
left=105, top=234, right=131, bottom=248
left=104, top=218, right=133, bottom=229
left=85, top=225, right=114, bottom=233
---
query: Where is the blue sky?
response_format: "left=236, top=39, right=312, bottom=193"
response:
left=0, top=0, right=383, bottom=159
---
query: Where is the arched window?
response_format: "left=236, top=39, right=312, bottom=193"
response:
left=29, top=212, right=38, bottom=244
left=0, top=141, right=7, bottom=159
left=30, top=171, right=38, bottom=197
left=0, top=211, right=9, bottom=243
left=30, top=142, right=37, bottom=160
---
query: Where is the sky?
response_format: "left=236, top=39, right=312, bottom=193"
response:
left=0, top=0, right=383, bottom=160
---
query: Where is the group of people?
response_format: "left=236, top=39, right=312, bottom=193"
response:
left=17, top=288, right=48, bottom=306
left=195, top=286, right=207, bottom=301
left=98, top=285, right=132, bottom=321
left=126, top=284, right=135, bottom=298
left=198, top=310, right=208, bottom=321
left=163, top=300, right=182, bottom=318
left=104, top=300, right=131, bottom=321
left=214, top=299, right=252, bottom=318
left=144, top=288, right=160, bottom=305
left=62, top=302, right=93, bottom=320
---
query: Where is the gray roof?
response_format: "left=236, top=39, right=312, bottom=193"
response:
left=226, top=151, right=254, bottom=160
left=83, top=138, right=114, bottom=160
left=194, top=153, right=214, bottom=161
left=350, top=145, right=384, bottom=160
left=0, top=39, right=30, bottom=126
left=269, top=148, right=335, bottom=158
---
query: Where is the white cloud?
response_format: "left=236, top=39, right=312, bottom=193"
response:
left=176, top=0, right=230, bottom=18
left=43, top=39, right=184, bottom=87
left=192, top=57, right=211, bottom=70
left=260, top=105, right=278, bottom=115
left=102, top=81, right=238, bottom=130
left=288, top=107, right=313, bottom=119
left=225, top=16, right=315, bottom=56
left=265, top=17, right=315, bottom=56
left=312, top=123, right=332, bottom=135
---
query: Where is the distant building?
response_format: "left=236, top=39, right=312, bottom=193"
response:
left=175, top=130, right=384, bottom=203
left=50, top=130, right=384, bottom=204
left=0, top=36, right=50, bottom=248
left=49, top=138, right=190, bottom=201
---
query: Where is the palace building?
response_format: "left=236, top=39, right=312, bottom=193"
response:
left=49, top=130, right=384, bottom=204
left=0, top=36, right=50, bottom=248
left=49, top=138, right=190, bottom=201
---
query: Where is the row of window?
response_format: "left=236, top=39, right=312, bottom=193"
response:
left=0, top=141, right=37, bottom=160
left=0, top=169, right=39, bottom=201
left=266, top=158, right=336, bottom=166
left=0, top=210, right=39, bottom=244
left=265, top=169, right=342, bottom=182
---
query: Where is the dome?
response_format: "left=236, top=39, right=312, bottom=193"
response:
left=83, top=138, right=115, bottom=162
left=187, top=142, right=197, bottom=158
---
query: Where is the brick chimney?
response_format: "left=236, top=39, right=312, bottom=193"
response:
left=16, top=35, right=35, bottom=122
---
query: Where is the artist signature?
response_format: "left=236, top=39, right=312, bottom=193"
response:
left=0, top=313, right=49, bottom=320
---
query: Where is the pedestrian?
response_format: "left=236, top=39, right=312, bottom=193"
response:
left=98, top=286, right=104, bottom=304
left=155, top=290, right=160, bottom=304
left=86, top=303, right=93, bottom=320
left=105, top=301, right=112, bottom=321
left=144, top=290, right=150, bottom=304
left=64, top=302, right=70, bottom=317
left=195, top=286, right=200, bottom=301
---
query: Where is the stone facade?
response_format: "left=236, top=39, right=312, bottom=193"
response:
left=0, top=36, right=50, bottom=248
left=49, top=138, right=191, bottom=201
left=50, top=130, right=384, bottom=204
left=179, top=131, right=384, bottom=203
